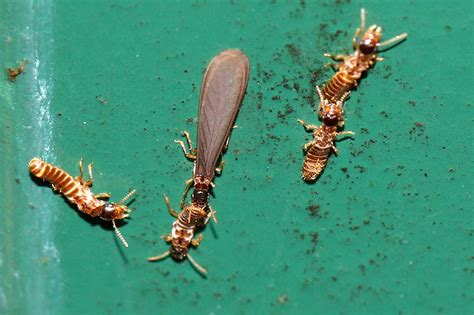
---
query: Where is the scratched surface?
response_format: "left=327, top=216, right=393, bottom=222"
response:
left=0, top=1, right=472, bottom=314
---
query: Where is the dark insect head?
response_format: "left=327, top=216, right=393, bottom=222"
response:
left=99, top=189, right=135, bottom=221
left=170, top=245, right=188, bottom=261
left=316, top=87, right=350, bottom=127
left=356, top=9, right=407, bottom=54
left=90, top=190, right=135, bottom=248
left=98, top=203, right=130, bottom=247
left=322, top=106, right=342, bottom=126
left=99, top=202, right=120, bottom=220
left=99, top=202, right=131, bottom=221
left=359, top=25, right=382, bottom=55
left=98, top=190, right=135, bottom=248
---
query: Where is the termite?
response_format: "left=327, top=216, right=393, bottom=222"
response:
left=7, top=60, right=27, bottom=82
left=298, top=87, right=354, bottom=181
left=322, top=8, right=408, bottom=101
left=148, top=49, right=249, bottom=275
left=29, top=158, right=136, bottom=247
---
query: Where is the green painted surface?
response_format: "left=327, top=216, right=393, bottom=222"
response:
left=0, top=1, right=472, bottom=314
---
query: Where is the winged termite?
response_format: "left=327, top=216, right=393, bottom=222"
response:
left=148, top=49, right=250, bottom=275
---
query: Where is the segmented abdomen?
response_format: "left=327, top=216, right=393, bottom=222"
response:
left=322, top=71, right=355, bottom=102
left=302, top=144, right=332, bottom=181
left=171, top=209, right=199, bottom=248
left=29, top=158, right=81, bottom=198
left=178, top=206, right=209, bottom=228
left=178, top=208, right=194, bottom=227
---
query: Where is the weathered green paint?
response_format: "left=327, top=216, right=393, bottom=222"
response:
left=0, top=1, right=472, bottom=314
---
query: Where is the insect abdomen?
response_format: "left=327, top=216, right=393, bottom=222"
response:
left=322, top=71, right=355, bottom=102
left=302, top=144, right=332, bottom=181
left=29, top=158, right=80, bottom=198
left=178, top=206, right=209, bottom=228
left=177, top=208, right=193, bottom=227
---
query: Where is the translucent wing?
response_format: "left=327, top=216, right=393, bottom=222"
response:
left=195, top=49, right=250, bottom=180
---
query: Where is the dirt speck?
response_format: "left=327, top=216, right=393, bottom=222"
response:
left=307, top=204, right=320, bottom=218
left=96, top=95, right=108, bottom=105
left=354, top=165, right=366, bottom=173
left=278, top=294, right=288, bottom=304
left=305, top=232, right=319, bottom=254
left=7, top=60, right=27, bottom=82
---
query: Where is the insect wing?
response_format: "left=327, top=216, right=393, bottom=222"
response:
left=195, top=49, right=250, bottom=179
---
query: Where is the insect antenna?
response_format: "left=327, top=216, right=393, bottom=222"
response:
left=187, top=253, right=207, bottom=276
left=360, top=8, right=366, bottom=33
left=112, top=220, right=129, bottom=248
left=377, top=33, right=408, bottom=49
left=315, top=86, right=325, bottom=102
left=118, top=189, right=136, bottom=205
left=147, top=251, right=170, bottom=262
left=338, top=90, right=351, bottom=104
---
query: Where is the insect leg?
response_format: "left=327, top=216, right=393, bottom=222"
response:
left=84, top=162, right=94, bottom=187
left=323, top=53, right=348, bottom=71
left=302, top=141, right=315, bottom=153
left=161, top=234, right=172, bottom=242
left=297, top=119, right=318, bottom=132
left=95, top=193, right=111, bottom=199
left=180, top=178, right=194, bottom=210
left=323, top=53, right=348, bottom=62
left=174, top=130, right=197, bottom=160
left=163, top=194, right=180, bottom=218
left=215, top=160, right=225, bottom=175
left=182, top=131, right=195, bottom=151
left=191, top=234, right=203, bottom=247
left=332, top=131, right=355, bottom=155
left=76, top=158, right=86, bottom=184
left=208, top=205, right=218, bottom=224
left=337, top=131, right=355, bottom=138
left=323, top=62, right=340, bottom=72
left=175, top=140, right=197, bottom=160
